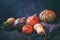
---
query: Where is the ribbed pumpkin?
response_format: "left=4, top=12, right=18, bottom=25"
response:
left=39, top=9, right=56, bottom=22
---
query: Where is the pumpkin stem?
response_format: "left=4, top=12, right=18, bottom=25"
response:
left=26, top=23, right=28, bottom=27
left=26, top=14, right=37, bottom=26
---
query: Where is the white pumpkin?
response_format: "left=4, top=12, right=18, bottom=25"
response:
left=34, top=23, right=45, bottom=35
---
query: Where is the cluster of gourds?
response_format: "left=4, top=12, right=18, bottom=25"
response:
left=3, top=9, right=56, bottom=36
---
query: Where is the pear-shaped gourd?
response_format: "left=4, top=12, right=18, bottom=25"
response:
left=34, top=23, right=45, bottom=35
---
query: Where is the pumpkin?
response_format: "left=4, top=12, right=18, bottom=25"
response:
left=22, top=25, right=33, bottom=34
left=7, top=17, right=15, bottom=23
left=3, top=17, right=15, bottom=30
left=39, top=9, right=56, bottom=22
left=26, top=14, right=40, bottom=26
left=34, top=23, right=45, bottom=35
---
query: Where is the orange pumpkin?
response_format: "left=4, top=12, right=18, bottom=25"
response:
left=22, top=25, right=33, bottom=34
left=39, top=9, right=56, bottom=22
left=34, top=23, right=45, bottom=35
left=26, top=14, right=40, bottom=26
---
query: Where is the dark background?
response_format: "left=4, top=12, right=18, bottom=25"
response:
left=0, top=0, right=60, bottom=25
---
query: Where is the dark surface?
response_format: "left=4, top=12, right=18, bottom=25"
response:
left=50, top=35, right=60, bottom=40
left=0, top=30, right=28, bottom=40
left=0, top=22, right=60, bottom=40
left=0, top=0, right=60, bottom=40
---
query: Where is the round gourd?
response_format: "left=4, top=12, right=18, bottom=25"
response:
left=39, top=9, right=56, bottom=22
left=26, top=14, right=40, bottom=26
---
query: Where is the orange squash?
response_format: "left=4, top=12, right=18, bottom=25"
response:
left=26, top=14, right=40, bottom=26
left=39, top=9, right=56, bottom=22
left=22, top=25, right=33, bottom=34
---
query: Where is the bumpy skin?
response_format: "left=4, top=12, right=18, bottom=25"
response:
left=39, top=10, right=56, bottom=22
left=3, top=18, right=15, bottom=31
left=3, top=21, right=14, bottom=31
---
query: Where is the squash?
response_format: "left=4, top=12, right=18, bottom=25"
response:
left=39, top=9, right=56, bottom=22
left=7, top=17, right=15, bottom=23
left=22, top=25, right=33, bottom=34
left=34, top=23, right=45, bottom=35
left=26, top=14, right=40, bottom=26
left=3, top=17, right=15, bottom=30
